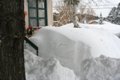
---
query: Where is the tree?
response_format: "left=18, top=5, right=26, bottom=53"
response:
left=64, top=0, right=80, bottom=28
left=54, top=2, right=74, bottom=26
left=0, top=0, right=26, bottom=80
left=99, top=13, right=103, bottom=24
left=78, top=4, right=95, bottom=23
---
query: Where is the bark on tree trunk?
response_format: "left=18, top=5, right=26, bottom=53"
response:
left=0, top=0, right=26, bottom=80
left=72, top=5, right=79, bottom=28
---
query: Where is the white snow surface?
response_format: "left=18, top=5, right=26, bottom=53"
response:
left=25, top=49, right=120, bottom=80
left=28, top=24, right=120, bottom=75
left=25, top=22, right=120, bottom=80
left=80, top=55, right=120, bottom=80
left=80, top=21, right=120, bottom=36
left=62, top=21, right=120, bottom=36
left=25, top=49, right=78, bottom=80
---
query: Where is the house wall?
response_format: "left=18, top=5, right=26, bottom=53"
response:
left=47, top=0, right=53, bottom=26
left=24, top=0, right=29, bottom=29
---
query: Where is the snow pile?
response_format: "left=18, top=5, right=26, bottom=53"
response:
left=25, top=49, right=120, bottom=80
left=79, top=21, right=120, bottom=36
left=29, top=27, right=120, bottom=75
left=24, top=22, right=120, bottom=80
left=81, top=55, right=120, bottom=80
left=62, top=21, right=120, bottom=36
left=24, top=49, right=78, bottom=80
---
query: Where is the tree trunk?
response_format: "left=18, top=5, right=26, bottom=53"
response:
left=72, top=5, right=79, bottom=28
left=0, top=0, right=26, bottom=80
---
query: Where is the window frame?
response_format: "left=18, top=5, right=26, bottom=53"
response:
left=28, top=0, right=48, bottom=27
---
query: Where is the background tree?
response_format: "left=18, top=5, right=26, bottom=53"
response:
left=53, top=0, right=95, bottom=26
left=0, top=0, right=26, bottom=80
left=53, top=2, right=73, bottom=26
left=77, top=3, right=95, bottom=23
left=64, top=0, right=80, bottom=28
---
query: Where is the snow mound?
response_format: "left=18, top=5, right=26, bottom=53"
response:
left=25, top=49, right=78, bottom=80
left=29, top=27, right=120, bottom=75
left=81, top=55, right=120, bottom=80
left=62, top=21, right=120, bottom=37
left=80, top=21, right=120, bottom=36
left=25, top=50, right=120, bottom=80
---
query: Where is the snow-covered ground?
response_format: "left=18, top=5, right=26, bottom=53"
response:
left=80, top=21, right=120, bottom=36
left=25, top=21, right=120, bottom=80
left=62, top=21, right=120, bottom=36
left=25, top=49, right=79, bottom=80
left=25, top=49, right=120, bottom=80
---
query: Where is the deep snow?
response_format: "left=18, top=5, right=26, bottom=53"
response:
left=80, top=55, right=120, bottom=80
left=26, top=22, right=120, bottom=76
left=80, top=21, right=120, bottom=36
left=25, top=49, right=78, bottom=80
left=25, top=49, right=120, bottom=80
left=62, top=21, right=120, bottom=36
left=24, top=21, right=120, bottom=80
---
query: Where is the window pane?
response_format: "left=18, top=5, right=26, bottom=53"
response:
left=39, top=10, right=45, bottom=17
left=39, top=19, right=45, bottom=26
left=30, top=19, right=37, bottom=27
left=38, top=1, right=44, bottom=8
left=29, top=9, right=36, bottom=17
left=29, top=0, right=36, bottom=7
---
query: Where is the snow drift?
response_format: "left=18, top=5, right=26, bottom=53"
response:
left=25, top=49, right=78, bottom=80
left=25, top=49, right=120, bottom=80
left=29, top=27, right=120, bottom=75
left=81, top=55, right=120, bottom=80
left=79, top=21, right=120, bottom=36
left=62, top=21, right=120, bottom=37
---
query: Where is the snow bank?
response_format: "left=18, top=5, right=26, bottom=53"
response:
left=81, top=55, right=120, bottom=80
left=80, top=21, right=120, bottom=36
left=29, top=27, right=120, bottom=75
left=25, top=49, right=120, bottom=80
left=62, top=21, right=120, bottom=37
left=24, top=49, right=78, bottom=80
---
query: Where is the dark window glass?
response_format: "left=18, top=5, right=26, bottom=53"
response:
left=29, top=9, right=36, bottom=17
left=38, top=10, right=45, bottom=17
left=38, top=1, right=44, bottom=8
left=30, top=19, right=37, bottom=27
left=29, top=0, right=36, bottom=7
left=28, top=0, right=47, bottom=27
left=39, top=19, right=45, bottom=26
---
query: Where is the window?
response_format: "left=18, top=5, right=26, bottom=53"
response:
left=39, top=19, right=45, bottom=26
left=38, top=10, right=45, bottom=17
left=29, top=0, right=36, bottom=7
left=30, top=19, right=37, bottom=27
left=38, top=1, right=44, bottom=8
left=28, top=0, right=48, bottom=27
left=29, top=9, right=36, bottom=17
